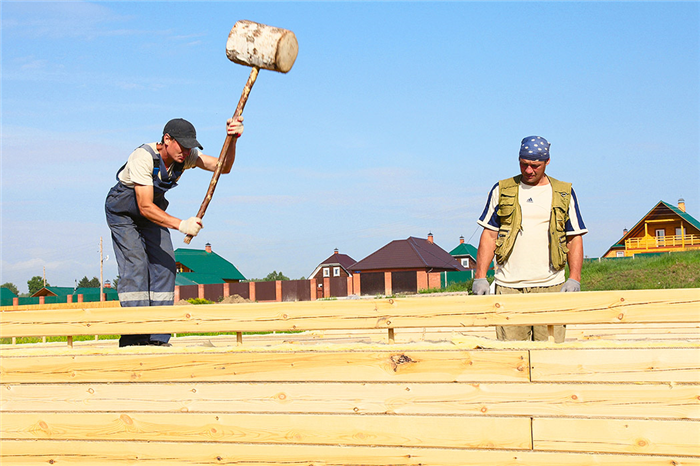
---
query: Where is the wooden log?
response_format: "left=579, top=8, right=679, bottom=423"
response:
left=533, top=418, right=700, bottom=456
left=0, top=349, right=530, bottom=383
left=3, top=382, right=697, bottom=419
left=3, top=440, right=699, bottom=465
left=0, top=412, right=532, bottom=450
left=2, top=288, right=698, bottom=338
left=531, top=348, right=700, bottom=382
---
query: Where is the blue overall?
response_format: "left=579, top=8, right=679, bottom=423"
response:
left=105, top=144, right=184, bottom=346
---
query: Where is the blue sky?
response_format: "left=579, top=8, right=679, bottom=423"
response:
left=1, top=1, right=698, bottom=293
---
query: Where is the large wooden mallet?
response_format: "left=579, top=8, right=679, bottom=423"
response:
left=184, top=20, right=298, bottom=244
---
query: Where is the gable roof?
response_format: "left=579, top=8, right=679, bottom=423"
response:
left=349, top=237, right=466, bottom=272
left=1, top=287, right=18, bottom=299
left=449, top=242, right=478, bottom=259
left=30, top=286, right=118, bottom=298
left=604, top=200, right=700, bottom=254
left=31, top=286, right=75, bottom=297
left=175, top=273, right=225, bottom=286
left=309, top=252, right=357, bottom=278
left=175, top=248, right=245, bottom=282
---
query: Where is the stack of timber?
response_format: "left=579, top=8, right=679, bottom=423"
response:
left=1, top=288, right=699, bottom=465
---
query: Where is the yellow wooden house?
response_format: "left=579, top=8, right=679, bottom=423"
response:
left=603, top=198, right=700, bottom=258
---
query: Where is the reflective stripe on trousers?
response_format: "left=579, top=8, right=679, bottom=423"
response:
left=106, top=182, right=175, bottom=344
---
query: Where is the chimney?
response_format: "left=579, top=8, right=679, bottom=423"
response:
left=427, top=232, right=434, bottom=244
left=104, top=280, right=111, bottom=289
left=459, top=235, right=465, bottom=244
left=205, top=243, right=212, bottom=253
left=623, top=228, right=628, bottom=236
left=678, top=198, right=686, bottom=213
left=334, top=248, right=339, bottom=254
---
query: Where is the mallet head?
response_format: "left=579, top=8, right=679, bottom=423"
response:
left=226, top=20, right=298, bottom=73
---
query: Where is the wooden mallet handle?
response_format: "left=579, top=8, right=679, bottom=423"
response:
left=184, top=66, right=259, bottom=244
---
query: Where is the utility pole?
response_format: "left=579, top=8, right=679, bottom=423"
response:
left=100, top=237, right=104, bottom=302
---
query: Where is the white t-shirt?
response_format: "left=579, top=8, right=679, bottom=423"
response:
left=477, top=181, right=588, bottom=288
left=117, top=143, right=200, bottom=188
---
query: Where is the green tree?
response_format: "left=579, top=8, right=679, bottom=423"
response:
left=27, top=276, right=47, bottom=295
left=263, top=271, right=289, bottom=281
left=77, top=276, right=100, bottom=288
left=1, top=282, right=20, bottom=295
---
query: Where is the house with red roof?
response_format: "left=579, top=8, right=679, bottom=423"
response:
left=348, top=234, right=465, bottom=296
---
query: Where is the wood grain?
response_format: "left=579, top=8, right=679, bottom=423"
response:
left=3, top=440, right=699, bottom=465
left=3, top=382, right=697, bottom=419
left=531, top=348, right=700, bottom=382
left=0, top=412, right=532, bottom=450
left=0, top=349, right=529, bottom=383
left=2, top=288, right=698, bottom=338
left=534, top=418, right=700, bottom=456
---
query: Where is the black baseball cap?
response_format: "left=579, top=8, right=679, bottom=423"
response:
left=163, top=118, right=203, bottom=150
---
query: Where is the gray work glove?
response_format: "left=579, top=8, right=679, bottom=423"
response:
left=472, top=278, right=491, bottom=295
left=561, top=278, right=580, bottom=292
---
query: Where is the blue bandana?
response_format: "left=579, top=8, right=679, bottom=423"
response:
left=519, top=136, right=550, bottom=161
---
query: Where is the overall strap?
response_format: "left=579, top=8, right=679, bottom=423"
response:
left=138, top=144, right=162, bottom=179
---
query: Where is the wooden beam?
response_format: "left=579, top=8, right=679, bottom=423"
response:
left=3, top=382, right=697, bottom=419
left=531, top=348, right=700, bottom=383
left=0, top=349, right=530, bottom=383
left=1, top=288, right=698, bottom=338
left=0, top=412, right=532, bottom=449
left=534, top=418, right=700, bottom=456
left=3, top=440, right=699, bottom=465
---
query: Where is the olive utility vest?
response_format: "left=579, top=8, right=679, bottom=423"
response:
left=494, top=175, right=572, bottom=270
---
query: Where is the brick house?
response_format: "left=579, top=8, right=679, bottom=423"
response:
left=309, top=249, right=356, bottom=299
left=348, top=234, right=466, bottom=296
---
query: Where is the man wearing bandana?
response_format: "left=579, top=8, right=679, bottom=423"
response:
left=472, top=136, right=587, bottom=343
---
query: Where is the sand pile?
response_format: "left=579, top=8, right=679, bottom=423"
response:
left=219, top=294, right=252, bottom=304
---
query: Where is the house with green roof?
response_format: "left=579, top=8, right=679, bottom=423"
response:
left=1, top=287, right=18, bottom=300
left=175, top=243, right=245, bottom=285
left=449, top=236, right=478, bottom=269
left=603, top=199, right=700, bottom=258
left=30, top=286, right=119, bottom=302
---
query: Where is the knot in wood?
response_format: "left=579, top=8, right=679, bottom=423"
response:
left=390, top=354, right=414, bottom=372
left=388, top=299, right=394, bottom=304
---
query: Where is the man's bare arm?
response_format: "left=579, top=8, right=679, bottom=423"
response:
left=475, top=228, right=498, bottom=279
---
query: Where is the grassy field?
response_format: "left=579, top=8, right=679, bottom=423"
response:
left=420, top=250, right=700, bottom=294
left=581, top=250, right=700, bottom=290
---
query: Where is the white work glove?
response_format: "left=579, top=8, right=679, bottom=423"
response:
left=178, top=217, right=203, bottom=236
left=561, top=278, right=580, bottom=292
left=227, top=116, right=244, bottom=138
left=472, top=278, right=491, bottom=295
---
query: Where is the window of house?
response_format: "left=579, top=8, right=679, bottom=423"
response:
left=323, top=267, right=330, bottom=277
left=616, top=251, right=624, bottom=257
left=676, top=227, right=684, bottom=237
left=655, top=229, right=665, bottom=237
left=333, top=267, right=340, bottom=277
left=461, top=258, right=469, bottom=267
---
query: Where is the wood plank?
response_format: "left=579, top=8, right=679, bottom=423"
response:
left=0, top=349, right=529, bottom=383
left=534, top=418, right=700, bottom=456
left=531, top=348, right=700, bottom=382
left=3, top=440, right=700, bottom=465
left=2, top=288, right=698, bottom=338
left=3, top=382, right=698, bottom=419
left=0, top=412, right=532, bottom=450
